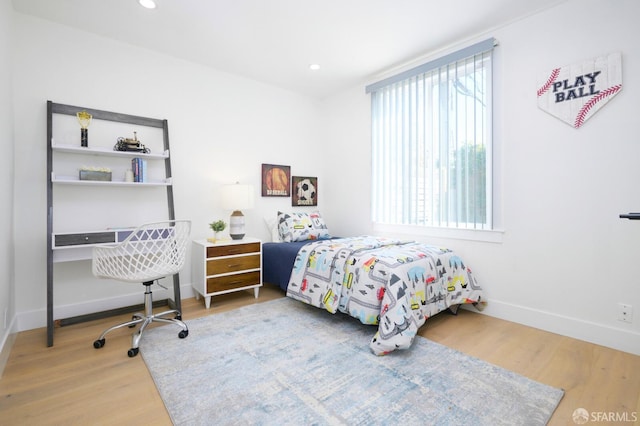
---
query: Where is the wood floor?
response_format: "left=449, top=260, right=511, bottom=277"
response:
left=1, top=285, right=639, bottom=425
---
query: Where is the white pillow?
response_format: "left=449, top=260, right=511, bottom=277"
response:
left=277, top=211, right=331, bottom=242
left=264, top=215, right=282, bottom=242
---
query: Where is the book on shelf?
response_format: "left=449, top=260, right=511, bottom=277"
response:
left=131, top=157, right=148, bottom=182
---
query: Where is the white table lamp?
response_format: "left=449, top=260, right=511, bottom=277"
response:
left=221, top=183, right=255, bottom=240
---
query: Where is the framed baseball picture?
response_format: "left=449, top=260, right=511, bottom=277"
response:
left=261, top=164, right=290, bottom=197
left=292, top=176, right=317, bottom=206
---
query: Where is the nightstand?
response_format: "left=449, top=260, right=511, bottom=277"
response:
left=191, top=238, right=262, bottom=309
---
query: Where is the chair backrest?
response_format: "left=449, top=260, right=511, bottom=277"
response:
left=92, top=220, right=191, bottom=283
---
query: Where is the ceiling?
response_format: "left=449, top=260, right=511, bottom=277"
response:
left=12, top=0, right=566, bottom=99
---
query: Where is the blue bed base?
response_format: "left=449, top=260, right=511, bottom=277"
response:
left=261, top=240, right=312, bottom=291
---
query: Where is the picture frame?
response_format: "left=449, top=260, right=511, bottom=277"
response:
left=292, top=176, right=318, bottom=206
left=261, top=164, right=291, bottom=197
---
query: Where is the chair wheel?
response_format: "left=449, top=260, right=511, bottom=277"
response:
left=178, top=329, right=188, bottom=339
left=128, top=347, right=139, bottom=357
left=93, top=338, right=105, bottom=349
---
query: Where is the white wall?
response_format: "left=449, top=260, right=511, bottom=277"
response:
left=321, top=0, right=640, bottom=355
left=12, top=13, right=326, bottom=330
left=0, top=0, right=16, bottom=372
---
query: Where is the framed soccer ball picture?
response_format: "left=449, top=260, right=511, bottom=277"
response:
left=292, top=176, right=317, bottom=206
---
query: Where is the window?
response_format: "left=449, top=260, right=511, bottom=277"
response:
left=366, top=38, right=496, bottom=230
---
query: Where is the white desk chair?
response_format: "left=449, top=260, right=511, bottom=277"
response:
left=92, top=220, right=191, bottom=357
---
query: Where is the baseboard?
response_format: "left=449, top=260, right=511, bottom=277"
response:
left=0, top=315, right=17, bottom=378
left=473, top=299, right=640, bottom=356
left=16, top=284, right=196, bottom=332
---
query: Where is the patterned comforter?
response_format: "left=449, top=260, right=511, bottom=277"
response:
left=286, top=236, right=484, bottom=355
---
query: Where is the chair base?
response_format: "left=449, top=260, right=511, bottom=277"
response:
left=93, top=281, right=188, bottom=357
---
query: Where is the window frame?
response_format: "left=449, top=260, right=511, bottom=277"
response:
left=366, top=38, right=499, bottom=239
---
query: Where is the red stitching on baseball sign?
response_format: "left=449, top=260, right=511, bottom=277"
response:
left=537, top=68, right=560, bottom=97
left=574, top=84, right=622, bottom=128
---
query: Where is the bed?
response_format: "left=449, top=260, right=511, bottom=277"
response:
left=262, top=212, right=485, bottom=355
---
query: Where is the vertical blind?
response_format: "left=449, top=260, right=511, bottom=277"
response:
left=367, top=38, right=495, bottom=230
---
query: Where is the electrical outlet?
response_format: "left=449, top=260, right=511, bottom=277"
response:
left=618, top=303, right=633, bottom=324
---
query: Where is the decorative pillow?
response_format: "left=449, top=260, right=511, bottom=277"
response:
left=277, top=211, right=331, bottom=242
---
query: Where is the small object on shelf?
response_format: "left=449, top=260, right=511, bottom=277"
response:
left=114, top=131, right=150, bottom=153
left=79, top=167, right=112, bottom=181
left=76, top=111, right=92, bottom=147
left=125, top=169, right=134, bottom=182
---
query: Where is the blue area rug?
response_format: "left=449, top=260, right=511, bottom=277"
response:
left=141, top=297, right=563, bottom=425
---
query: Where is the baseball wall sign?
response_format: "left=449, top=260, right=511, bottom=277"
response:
left=537, top=52, right=622, bottom=128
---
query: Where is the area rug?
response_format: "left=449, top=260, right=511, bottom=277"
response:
left=141, top=297, right=563, bottom=425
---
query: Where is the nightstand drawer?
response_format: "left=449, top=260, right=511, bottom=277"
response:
left=207, top=242, right=260, bottom=258
left=206, top=254, right=260, bottom=275
left=206, top=271, right=261, bottom=293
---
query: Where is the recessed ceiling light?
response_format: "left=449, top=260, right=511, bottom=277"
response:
left=138, top=0, right=157, bottom=9
left=309, top=64, right=320, bottom=71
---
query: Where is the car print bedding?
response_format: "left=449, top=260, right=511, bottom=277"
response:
left=285, top=236, right=484, bottom=355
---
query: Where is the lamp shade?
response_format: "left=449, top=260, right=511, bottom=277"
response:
left=221, top=183, right=255, bottom=211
